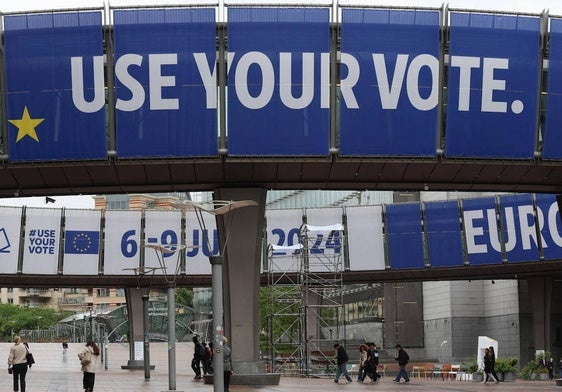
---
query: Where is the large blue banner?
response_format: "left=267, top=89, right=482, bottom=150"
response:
left=462, top=196, right=503, bottom=265
left=543, top=18, right=562, bottom=159
left=113, top=8, right=217, bottom=158
left=498, top=194, right=538, bottom=262
left=5, top=12, right=106, bottom=161
left=340, top=9, right=440, bottom=156
left=424, top=200, right=464, bottom=267
left=446, top=13, right=540, bottom=158
left=534, top=194, right=562, bottom=260
left=386, top=203, right=425, bottom=269
left=227, top=8, right=330, bottom=156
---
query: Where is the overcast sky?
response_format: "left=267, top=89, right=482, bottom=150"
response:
left=0, top=0, right=557, bottom=208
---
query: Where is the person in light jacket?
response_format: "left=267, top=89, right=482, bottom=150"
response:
left=78, top=341, right=100, bottom=392
left=8, top=335, right=28, bottom=392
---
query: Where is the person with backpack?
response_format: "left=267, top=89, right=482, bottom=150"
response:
left=191, top=336, right=205, bottom=380
left=393, top=344, right=410, bottom=383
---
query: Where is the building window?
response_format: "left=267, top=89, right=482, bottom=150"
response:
left=97, top=288, right=109, bottom=297
left=7, top=298, right=13, bottom=304
left=116, top=288, right=125, bottom=297
left=7, top=288, right=13, bottom=293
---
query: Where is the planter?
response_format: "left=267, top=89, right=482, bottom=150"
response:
left=502, top=372, right=516, bottom=382
left=472, top=373, right=484, bottom=382
left=540, top=373, right=550, bottom=381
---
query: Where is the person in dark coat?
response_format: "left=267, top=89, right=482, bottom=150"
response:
left=191, top=336, right=204, bottom=380
left=223, top=337, right=233, bottom=392
left=482, top=347, right=499, bottom=383
left=393, top=344, right=410, bottom=383
left=333, top=343, right=353, bottom=383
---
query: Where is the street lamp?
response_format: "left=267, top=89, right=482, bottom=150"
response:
left=145, top=244, right=186, bottom=392
left=172, top=199, right=257, bottom=392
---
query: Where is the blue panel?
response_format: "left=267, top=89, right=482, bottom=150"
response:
left=461, top=197, right=503, bottom=265
left=113, top=9, right=217, bottom=158
left=543, top=19, right=562, bottom=159
left=535, top=194, right=562, bottom=260
left=340, top=9, right=440, bottom=156
left=424, top=200, right=464, bottom=267
left=227, top=8, right=330, bottom=156
left=386, top=203, right=425, bottom=269
left=5, top=12, right=106, bottom=161
left=446, top=13, right=540, bottom=158
left=498, top=194, right=538, bottom=262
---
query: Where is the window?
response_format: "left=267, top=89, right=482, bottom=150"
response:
left=96, top=288, right=109, bottom=297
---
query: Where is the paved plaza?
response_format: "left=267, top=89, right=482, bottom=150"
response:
left=0, top=342, right=560, bottom=391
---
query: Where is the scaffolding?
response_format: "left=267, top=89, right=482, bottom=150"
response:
left=266, top=224, right=345, bottom=377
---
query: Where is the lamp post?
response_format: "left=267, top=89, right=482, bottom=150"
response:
left=145, top=244, right=185, bottom=392
left=172, top=199, right=257, bottom=392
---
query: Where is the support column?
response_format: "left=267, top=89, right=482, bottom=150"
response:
left=213, top=188, right=278, bottom=382
left=122, top=288, right=154, bottom=370
left=527, top=277, right=553, bottom=352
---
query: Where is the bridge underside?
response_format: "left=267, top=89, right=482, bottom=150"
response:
left=1, top=158, right=562, bottom=198
left=3, top=259, right=562, bottom=288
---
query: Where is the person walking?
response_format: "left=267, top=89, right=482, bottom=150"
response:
left=333, top=343, right=353, bottom=383
left=547, top=357, right=555, bottom=380
left=482, top=347, right=498, bottom=384
left=393, top=344, right=410, bottom=383
left=191, top=336, right=205, bottom=380
left=357, top=344, right=368, bottom=382
left=223, top=337, right=233, bottom=392
left=8, top=335, right=28, bottom=392
left=78, top=341, right=100, bottom=392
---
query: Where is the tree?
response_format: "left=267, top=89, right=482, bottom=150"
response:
left=175, top=287, right=194, bottom=307
left=0, top=304, right=70, bottom=340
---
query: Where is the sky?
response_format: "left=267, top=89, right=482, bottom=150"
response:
left=0, top=0, right=558, bottom=208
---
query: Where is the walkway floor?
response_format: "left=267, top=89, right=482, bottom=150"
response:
left=0, top=343, right=560, bottom=391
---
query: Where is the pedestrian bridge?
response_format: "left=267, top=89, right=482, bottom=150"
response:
left=1, top=4, right=562, bottom=196
left=1, top=192, right=561, bottom=287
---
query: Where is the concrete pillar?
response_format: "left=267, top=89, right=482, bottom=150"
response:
left=213, top=188, right=267, bottom=374
left=527, top=277, right=553, bottom=352
left=122, top=288, right=145, bottom=369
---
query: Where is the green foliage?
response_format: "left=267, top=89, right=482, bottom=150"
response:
left=0, top=304, right=70, bottom=340
left=465, top=357, right=478, bottom=373
left=175, top=287, right=194, bottom=307
left=495, top=357, right=518, bottom=373
left=519, top=352, right=550, bottom=380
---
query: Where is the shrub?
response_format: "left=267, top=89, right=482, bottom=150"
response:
left=495, top=357, right=518, bottom=373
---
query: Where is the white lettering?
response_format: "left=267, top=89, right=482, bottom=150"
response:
left=450, top=55, right=480, bottom=111
left=71, top=56, right=105, bottom=113
left=373, top=54, right=408, bottom=110
left=464, top=210, right=487, bottom=254
left=482, top=57, right=508, bottom=113
left=406, top=54, right=438, bottom=111
left=115, top=54, right=145, bottom=112
left=235, top=51, right=274, bottom=110
left=279, top=52, right=314, bottom=109
left=340, top=52, right=360, bottom=109
left=149, top=54, right=179, bottom=110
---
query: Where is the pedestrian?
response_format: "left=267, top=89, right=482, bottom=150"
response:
left=393, top=344, right=410, bottom=383
left=223, top=337, right=233, bottom=392
left=547, top=357, right=555, bottom=380
left=191, top=336, right=204, bottom=380
left=367, top=342, right=381, bottom=382
left=488, top=346, right=500, bottom=383
left=333, top=343, right=353, bottom=383
left=482, top=347, right=498, bottom=384
left=78, top=340, right=100, bottom=392
left=8, top=335, right=28, bottom=392
left=357, top=344, right=367, bottom=382
left=62, top=341, right=69, bottom=356
left=559, top=358, right=562, bottom=378
left=202, top=342, right=213, bottom=375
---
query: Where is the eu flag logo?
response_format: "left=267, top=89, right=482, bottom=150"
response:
left=65, top=231, right=99, bottom=255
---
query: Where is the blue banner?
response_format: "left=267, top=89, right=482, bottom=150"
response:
left=534, top=194, right=562, bottom=260
left=64, top=230, right=100, bottom=254
left=446, top=13, right=540, bottom=158
left=113, top=8, right=217, bottom=158
left=386, top=203, right=425, bottom=269
left=5, top=12, right=106, bottom=161
left=543, top=19, right=562, bottom=159
left=424, top=200, right=464, bottom=267
left=462, top=197, right=503, bottom=265
left=498, top=194, right=538, bottom=262
left=227, top=8, right=330, bottom=156
left=340, top=9, right=440, bottom=156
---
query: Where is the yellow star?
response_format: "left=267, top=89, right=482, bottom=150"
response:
left=9, top=106, right=44, bottom=142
